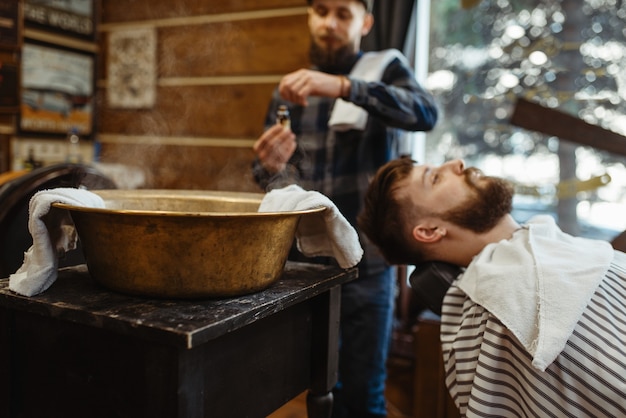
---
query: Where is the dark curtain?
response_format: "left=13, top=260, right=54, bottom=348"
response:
left=362, top=0, right=417, bottom=54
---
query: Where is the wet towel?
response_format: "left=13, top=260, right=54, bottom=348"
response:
left=8, top=188, right=105, bottom=296
left=328, top=49, right=406, bottom=131
left=457, top=215, right=615, bottom=371
left=258, top=184, right=363, bottom=269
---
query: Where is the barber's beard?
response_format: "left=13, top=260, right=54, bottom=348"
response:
left=440, top=168, right=514, bottom=233
left=309, top=38, right=356, bottom=73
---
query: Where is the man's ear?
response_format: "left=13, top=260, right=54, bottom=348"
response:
left=412, top=223, right=446, bottom=243
left=361, top=13, right=374, bottom=36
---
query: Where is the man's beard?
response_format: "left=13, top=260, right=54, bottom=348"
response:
left=309, top=38, right=356, bottom=73
left=440, top=168, right=514, bottom=233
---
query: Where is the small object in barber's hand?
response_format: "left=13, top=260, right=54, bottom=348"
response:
left=276, top=105, right=291, bottom=129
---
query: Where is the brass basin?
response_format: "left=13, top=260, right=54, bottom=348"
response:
left=53, top=189, right=325, bottom=298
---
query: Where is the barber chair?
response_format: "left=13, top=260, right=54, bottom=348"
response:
left=408, top=262, right=460, bottom=317
left=404, top=262, right=461, bottom=418
left=392, top=261, right=461, bottom=418
left=0, top=163, right=116, bottom=279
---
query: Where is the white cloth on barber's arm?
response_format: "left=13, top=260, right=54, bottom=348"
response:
left=457, top=215, right=615, bottom=371
left=258, top=184, right=363, bottom=269
left=328, top=48, right=407, bottom=131
left=8, top=188, right=105, bottom=297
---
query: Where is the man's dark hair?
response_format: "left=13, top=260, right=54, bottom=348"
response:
left=358, top=156, right=425, bottom=265
left=307, top=0, right=374, bottom=13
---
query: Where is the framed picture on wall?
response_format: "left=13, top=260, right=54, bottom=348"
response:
left=23, top=0, right=95, bottom=41
left=19, top=40, right=95, bottom=137
left=0, top=1, right=21, bottom=49
left=107, top=27, right=157, bottom=109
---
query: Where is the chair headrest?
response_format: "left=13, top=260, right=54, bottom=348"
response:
left=409, top=261, right=463, bottom=316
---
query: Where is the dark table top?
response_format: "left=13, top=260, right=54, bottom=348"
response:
left=0, top=262, right=357, bottom=349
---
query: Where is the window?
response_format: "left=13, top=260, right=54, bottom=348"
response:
left=423, top=0, right=626, bottom=241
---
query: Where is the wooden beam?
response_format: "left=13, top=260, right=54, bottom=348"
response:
left=24, top=29, right=98, bottom=53
left=510, top=97, right=626, bottom=157
left=99, top=7, right=307, bottom=31
left=98, top=134, right=255, bottom=148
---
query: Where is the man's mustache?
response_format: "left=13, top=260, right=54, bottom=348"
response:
left=318, top=33, right=342, bottom=43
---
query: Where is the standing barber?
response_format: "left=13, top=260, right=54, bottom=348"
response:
left=252, top=1, right=438, bottom=416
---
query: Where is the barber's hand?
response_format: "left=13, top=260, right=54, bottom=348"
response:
left=279, top=69, right=345, bottom=106
left=253, top=123, right=297, bottom=174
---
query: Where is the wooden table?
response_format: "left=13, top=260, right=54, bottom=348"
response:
left=0, top=262, right=357, bottom=418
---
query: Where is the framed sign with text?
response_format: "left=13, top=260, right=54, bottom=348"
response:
left=23, top=0, right=95, bottom=41
left=0, top=1, right=20, bottom=49
left=19, top=40, right=95, bottom=137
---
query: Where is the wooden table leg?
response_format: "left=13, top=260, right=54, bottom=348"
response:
left=306, top=391, right=333, bottom=418
left=0, top=307, right=13, bottom=418
left=306, top=286, right=341, bottom=418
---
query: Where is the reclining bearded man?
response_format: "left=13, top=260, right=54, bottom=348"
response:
left=357, top=156, right=626, bottom=418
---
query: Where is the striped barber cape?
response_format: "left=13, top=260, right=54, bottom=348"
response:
left=441, top=252, right=626, bottom=418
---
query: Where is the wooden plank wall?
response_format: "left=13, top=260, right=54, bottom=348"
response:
left=97, top=0, right=310, bottom=191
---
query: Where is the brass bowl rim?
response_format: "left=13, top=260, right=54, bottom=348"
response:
left=51, top=201, right=326, bottom=217
left=50, top=189, right=326, bottom=217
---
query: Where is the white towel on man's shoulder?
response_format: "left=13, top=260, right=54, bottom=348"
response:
left=457, top=215, right=615, bottom=371
left=328, top=48, right=407, bottom=131
left=258, top=184, right=363, bottom=269
left=8, top=188, right=105, bottom=297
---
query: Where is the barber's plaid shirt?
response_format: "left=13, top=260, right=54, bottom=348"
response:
left=253, top=51, right=438, bottom=273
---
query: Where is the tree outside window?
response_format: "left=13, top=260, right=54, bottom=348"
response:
left=425, top=0, right=626, bottom=241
